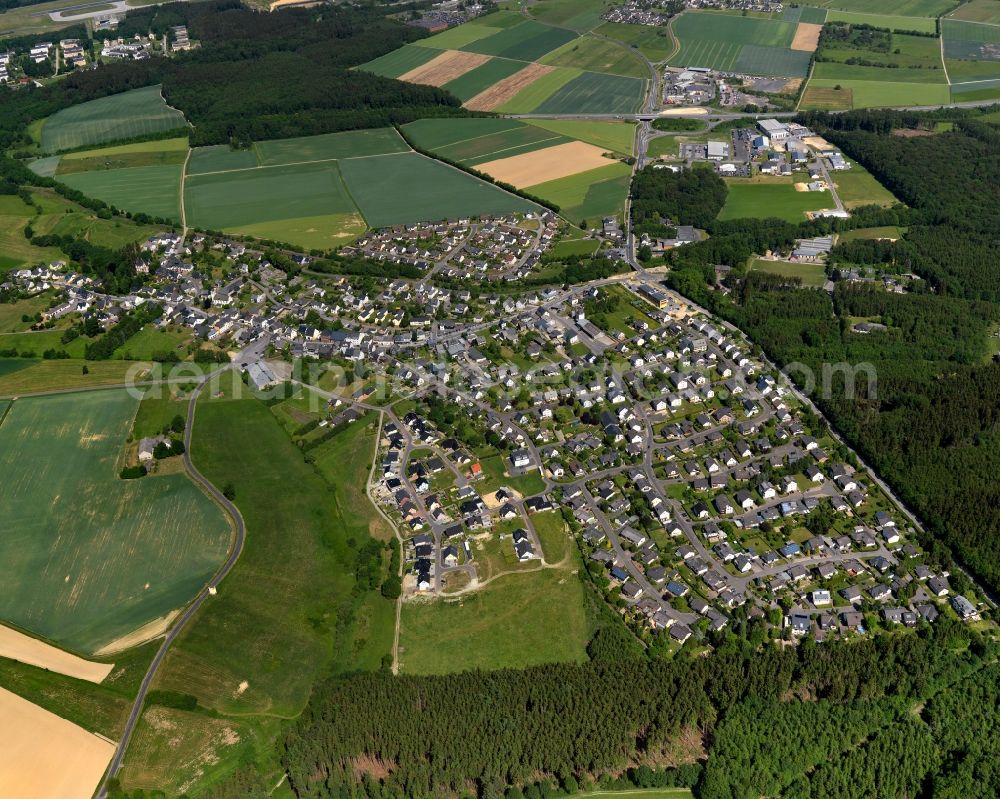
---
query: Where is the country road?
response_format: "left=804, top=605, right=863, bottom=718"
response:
left=95, top=364, right=247, bottom=799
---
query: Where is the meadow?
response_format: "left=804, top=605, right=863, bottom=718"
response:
left=339, top=152, right=539, bottom=227
left=59, top=163, right=183, bottom=222
left=121, top=398, right=393, bottom=792
left=832, top=164, right=899, bottom=209
left=596, top=21, right=678, bottom=61
left=804, top=77, right=951, bottom=108
left=0, top=390, right=231, bottom=654
left=40, top=85, right=187, bottom=154
left=527, top=118, right=636, bottom=154
left=823, top=9, right=939, bottom=32
left=398, top=565, right=590, bottom=674
left=358, top=43, right=440, bottom=78
left=812, top=0, right=957, bottom=16
left=748, top=258, right=827, bottom=287
left=718, top=179, right=834, bottom=223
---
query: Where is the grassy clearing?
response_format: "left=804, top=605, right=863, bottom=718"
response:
left=719, top=179, right=833, bottom=223
left=339, top=152, right=539, bottom=227
left=577, top=790, right=693, bottom=799
left=540, top=34, right=649, bottom=78
left=398, top=564, right=590, bottom=674
left=0, top=390, right=231, bottom=654
left=832, top=164, right=899, bottom=208
left=596, top=21, right=677, bottom=61
left=534, top=70, right=646, bottom=113
left=41, top=86, right=187, bottom=154
left=550, top=237, right=600, bottom=257
left=59, top=164, right=183, bottom=222
left=837, top=225, right=905, bottom=241
left=748, top=258, right=827, bottom=287
left=526, top=118, right=635, bottom=155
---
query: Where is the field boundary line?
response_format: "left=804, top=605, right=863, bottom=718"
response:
left=188, top=150, right=406, bottom=179
left=334, top=162, right=369, bottom=229
left=430, top=121, right=532, bottom=152
left=464, top=134, right=565, bottom=162
left=179, top=146, right=191, bottom=235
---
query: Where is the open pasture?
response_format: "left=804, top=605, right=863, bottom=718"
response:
left=540, top=34, right=649, bottom=77
left=339, top=152, right=539, bottom=227
left=533, top=70, right=646, bottom=113
left=748, top=258, right=827, bottom=287
left=0, top=687, right=116, bottom=799
left=461, top=19, right=578, bottom=61
left=718, top=179, right=834, bottom=223
left=0, top=390, right=231, bottom=655
left=40, top=86, right=187, bottom=154
left=833, top=163, right=900, bottom=209
left=184, top=162, right=362, bottom=247
left=58, top=164, right=183, bottom=222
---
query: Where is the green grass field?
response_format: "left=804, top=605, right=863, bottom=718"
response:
left=530, top=161, right=632, bottom=223
left=748, top=258, right=827, bottom=287
left=534, top=70, right=646, bottom=113
left=812, top=61, right=948, bottom=84
left=413, top=21, right=507, bottom=49
left=540, top=34, right=649, bottom=78
left=40, top=86, right=187, bottom=154
left=596, top=21, right=678, bottom=62
left=815, top=0, right=956, bottom=16
left=59, top=164, right=183, bottom=222
left=404, top=118, right=568, bottom=163
left=121, top=399, right=392, bottom=792
left=398, top=565, right=590, bottom=674
left=0, top=359, right=151, bottom=395
left=952, top=0, right=1000, bottom=24
left=805, top=77, right=950, bottom=108
left=719, top=179, right=834, bottom=223
left=187, top=144, right=261, bottom=175
left=0, top=390, right=231, bottom=654
left=358, top=43, right=441, bottom=77
left=400, top=117, right=525, bottom=150
left=529, top=0, right=612, bottom=32
left=832, top=164, right=899, bottom=209
left=114, top=325, right=194, bottom=361
left=442, top=57, right=528, bottom=100
left=254, top=127, right=408, bottom=165
left=837, top=225, right=905, bottom=241
left=527, top=118, right=636, bottom=154
left=185, top=161, right=363, bottom=247
left=668, top=12, right=810, bottom=76
left=339, top=152, right=539, bottom=227
left=824, top=9, right=939, bottom=32
left=463, top=19, right=578, bottom=61
left=945, top=58, right=1000, bottom=81
left=497, top=66, right=584, bottom=112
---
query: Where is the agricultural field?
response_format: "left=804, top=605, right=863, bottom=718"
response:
left=356, top=43, right=441, bottom=78
left=339, top=152, right=540, bottom=228
left=821, top=9, right=939, bottom=32
left=540, top=34, right=649, bottom=78
left=534, top=70, right=646, bottom=113
left=54, top=136, right=190, bottom=175
left=397, top=565, right=591, bottom=675
left=0, top=390, right=232, bottom=655
left=121, top=399, right=393, bottom=792
left=950, top=0, right=1000, bottom=24
left=39, top=86, right=187, bottom=154
left=942, top=18, right=1000, bottom=92
left=718, top=178, right=835, bottom=223
left=58, top=164, right=183, bottom=222
left=402, top=118, right=633, bottom=221
left=803, top=77, right=951, bottom=108
left=596, top=21, right=677, bottom=61
left=668, top=12, right=812, bottom=77
left=253, top=127, right=409, bottom=164
left=528, top=0, right=613, bottom=32
left=441, top=58, right=528, bottom=101
left=461, top=19, right=578, bottom=61
left=748, top=258, right=827, bottom=287
left=811, top=0, right=958, bottom=16
left=0, top=359, right=149, bottom=395
left=831, top=163, right=899, bottom=209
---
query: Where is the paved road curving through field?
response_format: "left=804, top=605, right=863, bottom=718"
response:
left=95, top=364, right=246, bottom=799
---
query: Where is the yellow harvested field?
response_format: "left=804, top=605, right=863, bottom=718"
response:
left=476, top=141, right=615, bottom=189
left=398, top=49, right=491, bottom=87
left=0, top=687, right=116, bottom=799
left=0, top=624, right=113, bottom=683
left=791, top=23, right=823, bottom=52
left=464, top=63, right=555, bottom=111
left=803, top=135, right=834, bottom=150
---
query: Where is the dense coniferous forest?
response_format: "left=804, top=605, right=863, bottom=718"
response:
left=269, top=618, right=992, bottom=799
left=662, top=110, right=1000, bottom=597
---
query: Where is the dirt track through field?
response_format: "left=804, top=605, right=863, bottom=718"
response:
left=398, top=50, right=491, bottom=87
left=0, top=624, right=113, bottom=683
left=476, top=140, right=614, bottom=189
left=791, top=23, right=823, bottom=52
left=0, top=687, right=116, bottom=799
left=464, top=63, right=556, bottom=111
